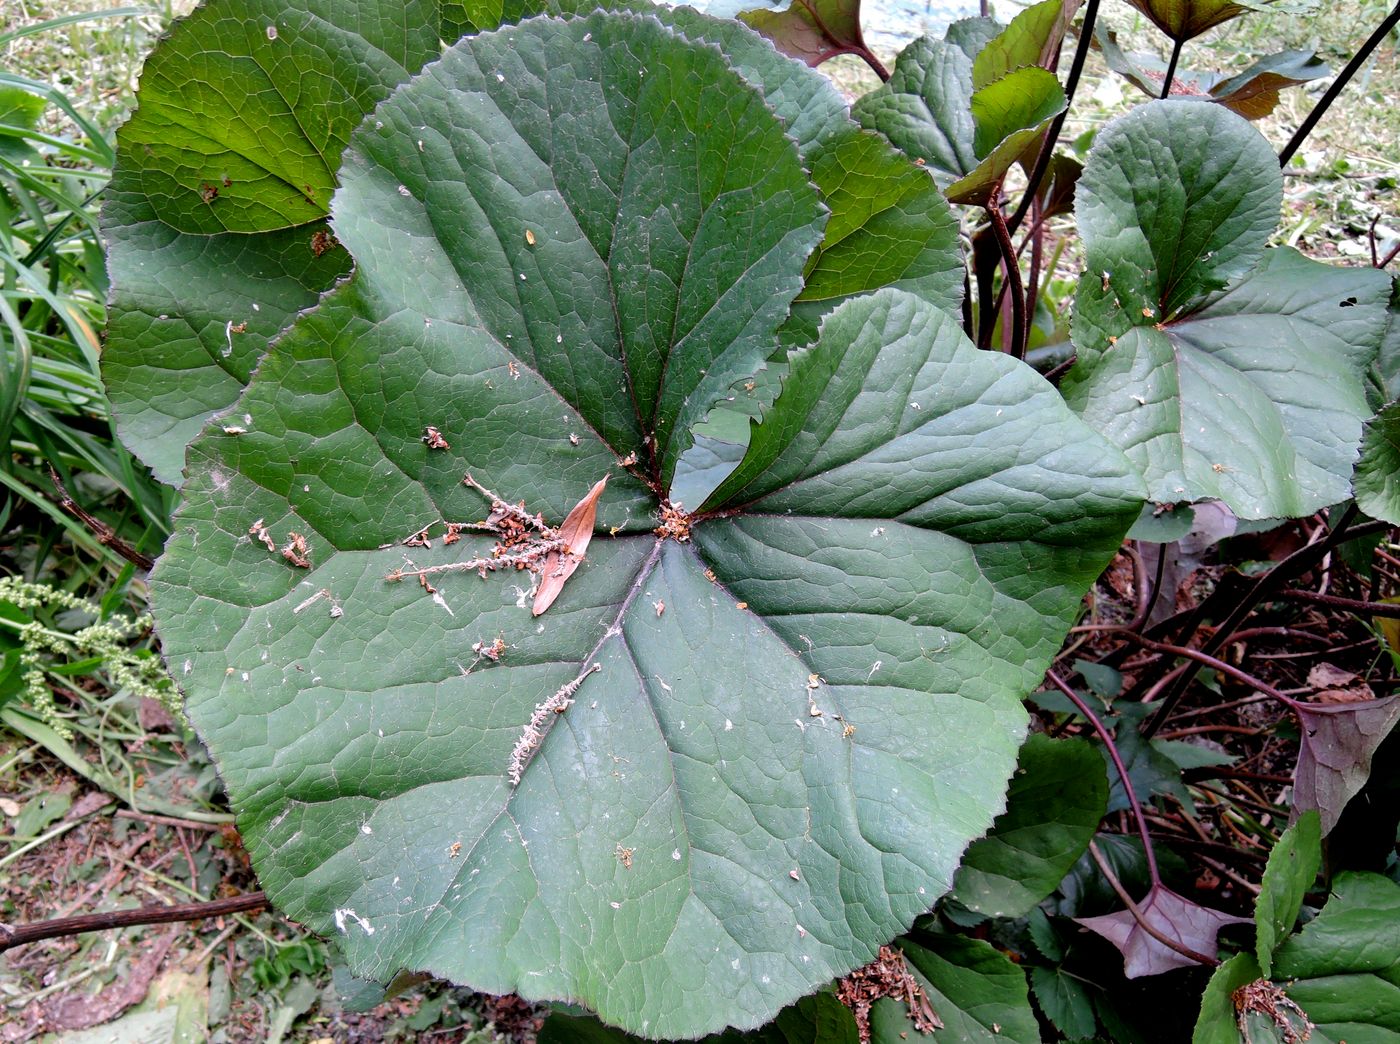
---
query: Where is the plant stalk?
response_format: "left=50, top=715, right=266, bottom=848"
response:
left=1046, top=670, right=1160, bottom=884
left=988, top=190, right=1027, bottom=359
left=0, top=892, right=268, bottom=953
left=1160, top=36, right=1184, bottom=98
left=1087, top=842, right=1220, bottom=967
left=1279, top=3, right=1400, bottom=166
left=1007, top=0, right=1101, bottom=238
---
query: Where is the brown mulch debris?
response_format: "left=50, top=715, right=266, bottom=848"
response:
left=836, top=944, right=941, bottom=1043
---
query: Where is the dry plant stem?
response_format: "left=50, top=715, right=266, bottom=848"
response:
left=1279, top=588, right=1400, bottom=617
left=115, top=809, right=223, bottom=832
left=0, top=892, right=267, bottom=953
left=1006, top=0, right=1101, bottom=238
left=1045, top=669, right=1160, bottom=884
left=1139, top=508, right=1377, bottom=736
left=48, top=466, right=154, bottom=571
left=988, top=189, right=1027, bottom=359
left=1086, top=841, right=1220, bottom=967
left=1123, top=632, right=1305, bottom=713
left=1278, top=2, right=1400, bottom=166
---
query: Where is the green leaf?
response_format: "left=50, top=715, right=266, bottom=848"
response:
left=740, top=0, right=868, bottom=69
left=949, top=734, right=1109, bottom=919
left=797, top=128, right=962, bottom=309
left=1123, top=0, right=1250, bottom=43
left=1355, top=400, right=1400, bottom=526
left=1192, top=951, right=1263, bottom=1044
left=142, top=12, right=1143, bottom=1037
left=1273, top=872, right=1400, bottom=1039
left=101, top=0, right=465, bottom=484
left=1028, top=965, right=1097, bottom=1041
left=872, top=932, right=1040, bottom=1043
left=1378, top=279, right=1400, bottom=402
left=1065, top=109, right=1391, bottom=519
left=945, top=17, right=1003, bottom=61
left=1071, top=100, right=1281, bottom=324
left=851, top=36, right=979, bottom=189
left=539, top=991, right=861, bottom=1043
left=1255, top=811, right=1322, bottom=977
left=972, top=0, right=1081, bottom=90
left=968, top=67, right=1064, bottom=160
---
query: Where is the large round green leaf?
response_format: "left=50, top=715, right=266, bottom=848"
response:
left=147, top=13, right=1142, bottom=1037
left=1063, top=101, right=1391, bottom=519
left=103, top=0, right=957, bottom=487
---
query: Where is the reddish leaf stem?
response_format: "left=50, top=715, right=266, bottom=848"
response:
left=1006, top=0, right=1101, bottom=238
left=1045, top=669, right=1160, bottom=885
left=1278, top=588, right=1400, bottom=618
left=987, top=189, right=1027, bottom=359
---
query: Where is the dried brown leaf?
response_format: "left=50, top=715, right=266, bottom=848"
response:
left=532, top=476, right=607, bottom=616
left=1293, top=695, right=1400, bottom=834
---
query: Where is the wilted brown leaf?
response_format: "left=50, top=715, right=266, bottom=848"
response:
left=532, top=476, right=608, bottom=616
left=1292, top=695, right=1400, bottom=834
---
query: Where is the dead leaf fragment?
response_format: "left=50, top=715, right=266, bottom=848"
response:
left=533, top=477, right=607, bottom=616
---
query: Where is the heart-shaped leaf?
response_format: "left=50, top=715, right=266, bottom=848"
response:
left=1076, top=883, right=1249, bottom=978
left=949, top=734, right=1108, bottom=919
left=131, top=11, right=1143, bottom=1038
left=1062, top=101, right=1392, bottom=519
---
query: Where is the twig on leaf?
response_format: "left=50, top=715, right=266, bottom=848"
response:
left=1086, top=842, right=1220, bottom=968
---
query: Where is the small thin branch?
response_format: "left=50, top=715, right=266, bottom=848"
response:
left=1087, top=842, right=1220, bottom=967
left=114, top=810, right=223, bottom=832
left=1278, top=588, right=1400, bottom=618
left=1279, top=3, right=1400, bottom=166
left=1121, top=632, right=1305, bottom=713
left=48, top=467, right=154, bottom=570
left=1139, top=508, right=1377, bottom=737
left=0, top=892, right=267, bottom=953
left=1046, top=670, right=1159, bottom=884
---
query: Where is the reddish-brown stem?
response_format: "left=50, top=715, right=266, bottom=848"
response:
left=987, top=189, right=1027, bottom=359
left=1279, top=588, right=1400, bottom=617
left=1122, top=633, right=1306, bottom=713
left=0, top=892, right=267, bottom=953
left=1046, top=669, right=1160, bottom=884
